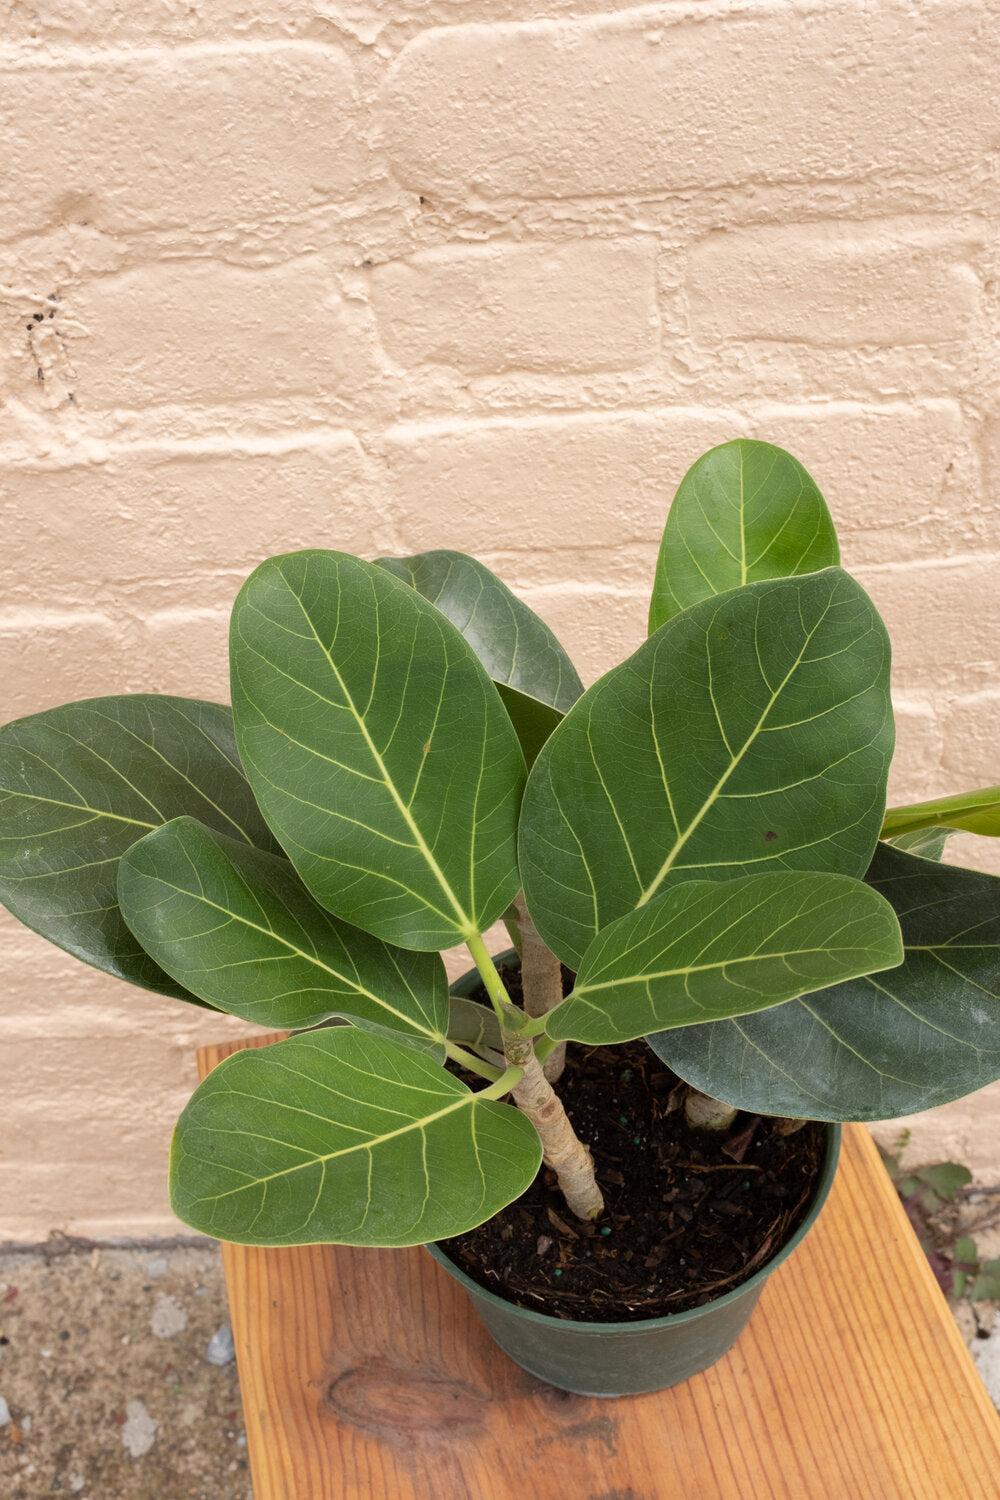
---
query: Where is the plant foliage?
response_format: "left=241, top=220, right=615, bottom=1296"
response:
left=3, top=437, right=999, bottom=1249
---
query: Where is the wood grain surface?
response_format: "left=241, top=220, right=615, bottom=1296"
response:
left=199, top=1032, right=1000, bottom=1499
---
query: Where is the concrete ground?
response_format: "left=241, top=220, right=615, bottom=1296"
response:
left=1, top=1195, right=999, bottom=1499
left=0, top=1238, right=249, bottom=1500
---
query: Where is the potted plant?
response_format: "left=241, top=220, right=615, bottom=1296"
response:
left=2, top=439, right=999, bottom=1397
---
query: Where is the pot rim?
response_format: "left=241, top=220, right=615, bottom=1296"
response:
left=434, top=948, right=841, bottom=1334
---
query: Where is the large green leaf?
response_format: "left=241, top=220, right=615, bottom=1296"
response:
left=230, top=551, right=526, bottom=950
left=649, top=440, right=840, bottom=632
left=118, top=817, right=449, bottom=1050
left=545, top=872, right=902, bottom=1045
left=882, top=784, right=1000, bottom=841
left=520, top=569, right=894, bottom=966
left=376, top=550, right=583, bottom=767
left=653, top=844, right=1000, bottom=1121
left=0, top=695, right=277, bottom=1001
left=170, top=1029, right=542, bottom=1246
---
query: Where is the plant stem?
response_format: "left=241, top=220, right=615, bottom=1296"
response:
left=503, top=1031, right=604, bottom=1221
left=444, top=1041, right=504, bottom=1083
left=466, top=929, right=604, bottom=1222
left=684, top=1088, right=738, bottom=1133
left=464, top=930, right=512, bottom=1022
left=512, top=894, right=567, bottom=1081
left=501, top=902, right=523, bottom=956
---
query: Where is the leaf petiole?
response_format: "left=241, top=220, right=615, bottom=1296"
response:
left=444, top=1040, right=505, bottom=1083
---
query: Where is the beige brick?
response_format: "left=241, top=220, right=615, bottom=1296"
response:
left=936, top=833, right=1000, bottom=880
left=383, top=3, right=1000, bottom=200
left=371, top=239, right=658, bottom=374
left=69, top=257, right=353, bottom=406
left=518, top=583, right=649, bottom=687
left=0, top=608, right=125, bottom=718
left=855, top=557, right=1000, bottom=693
left=747, top=402, right=982, bottom=566
left=138, top=607, right=231, bottom=700
left=886, top=699, right=945, bottom=806
left=687, top=222, right=983, bottom=348
left=940, top=691, right=1000, bottom=789
left=0, top=434, right=380, bottom=600
left=384, top=409, right=743, bottom=555
left=0, top=43, right=360, bottom=240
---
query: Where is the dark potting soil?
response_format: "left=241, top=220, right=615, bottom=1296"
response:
left=441, top=964, right=826, bottom=1323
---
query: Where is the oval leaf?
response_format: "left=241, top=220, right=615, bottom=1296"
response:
left=521, top=569, right=894, bottom=966
left=882, top=784, right=1000, bottom=841
left=230, top=551, right=526, bottom=950
left=376, top=550, right=583, bottom=767
left=649, top=440, right=840, bottom=632
left=653, top=844, right=1000, bottom=1121
left=546, top=872, right=902, bottom=1045
left=170, top=1029, right=542, bottom=1246
left=0, top=695, right=277, bottom=1001
left=118, top=817, right=449, bottom=1049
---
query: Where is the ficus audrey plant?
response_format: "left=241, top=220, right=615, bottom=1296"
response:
left=3, top=439, right=1000, bottom=1256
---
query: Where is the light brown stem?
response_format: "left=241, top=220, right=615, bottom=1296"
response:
left=504, top=1031, right=604, bottom=1221
left=684, top=1088, right=738, bottom=1133
left=512, top=893, right=567, bottom=1082
left=775, top=1117, right=809, bottom=1136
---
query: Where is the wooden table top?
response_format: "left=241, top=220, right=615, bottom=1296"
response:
left=199, top=1031, right=1000, bottom=1499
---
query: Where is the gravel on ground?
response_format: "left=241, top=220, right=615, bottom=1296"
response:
left=0, top=1236, right=251, bottom=1500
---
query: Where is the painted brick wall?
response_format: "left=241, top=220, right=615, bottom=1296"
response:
left=2, top=0, right=999, bottom=1238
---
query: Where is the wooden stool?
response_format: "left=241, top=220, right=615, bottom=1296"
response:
left=200, top=1033, right=1000, bottom=1499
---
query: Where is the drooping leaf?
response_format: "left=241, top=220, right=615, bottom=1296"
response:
left=544, top=872, right=902, bottom=1045
left=0, top=695, right=278, bottom=1001
left=376, top=550, right=583, bottom=767
left=652, top=844, right=1000, bottom=1121
left=170, top=1029, right=542, bottom=1246
left=448, top=993, right=503, bottom=1054
left=118, top=817, right=449, bottom=1051
left=520, top=569, right=893, bottom=966
left=882, top=784, right=1000, bottom=841
left=230, top=550, right=525, bottom=950
left=886, top=827, right=951, bottom=861
left=648, top=440, right=840, bottom=632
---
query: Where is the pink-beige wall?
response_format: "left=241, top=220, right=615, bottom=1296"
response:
left=2, top=0, right=999, bottom=1238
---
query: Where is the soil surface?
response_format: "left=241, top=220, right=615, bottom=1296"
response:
left=0, top=1240, right=250, bottom=1500
left=445, top=1015, right=825, bottom=1320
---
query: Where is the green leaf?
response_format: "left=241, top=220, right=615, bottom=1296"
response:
left=971, top=1273, right=1000, bottom=1301
left=882, top=785, right=1000, bottom=841
left=545, top=872, right=902, bottom=1045
left=953, top=1236, right=978, bottom=1267
left=648, top=440, right=840, bottom=632
left=230, top=550, right=526, bottom=950
left=118, top=817, right=449, bottom=1050
left=953, top=1271, right=968, bottom=1299
left=0, top=695, right=278, bottom=1002
left=652, top=844, right=1000, bottom=1121
left=448, top=994, right=503, bottom=1054
left=170, top=1029, right=542, bottom=1246
left=521, top=569, right=893, bottom=966
left=886, top=827, right=951, bottom=861
left=916, top=1162, right=972, bottom=1200
left=376, top=551, right=582, bottom=767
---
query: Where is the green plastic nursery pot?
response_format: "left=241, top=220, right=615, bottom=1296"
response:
left=431, top=954, right=842, bottom=1398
